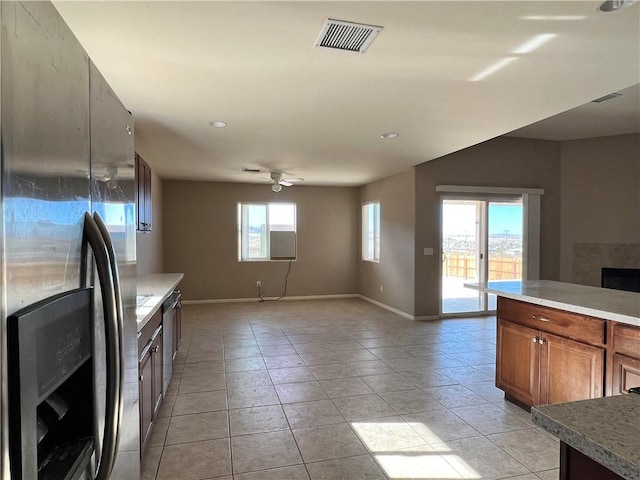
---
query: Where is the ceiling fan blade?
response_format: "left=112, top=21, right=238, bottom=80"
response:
left=279, top=180, right=293, bottom=187
left=282, top=177, right=304, bottom=184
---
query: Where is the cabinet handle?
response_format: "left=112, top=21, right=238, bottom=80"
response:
left=532, top=337, right=539, bottom=343
left=532, top=314, right=550, bottom=322
left=139, top=375, right=143, bottom=382
left=153, top=345, right=159, bottom=353
left=539, top=338, right=547, bottom=345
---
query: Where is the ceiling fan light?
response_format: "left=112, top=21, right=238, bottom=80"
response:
left=272, top=183, right=282, bottom=193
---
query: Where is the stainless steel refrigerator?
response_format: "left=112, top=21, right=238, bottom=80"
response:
left=1, top=2, right=139, bottom=479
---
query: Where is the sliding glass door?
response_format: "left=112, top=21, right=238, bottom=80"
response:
left=441, top=197, right=523, bottom=315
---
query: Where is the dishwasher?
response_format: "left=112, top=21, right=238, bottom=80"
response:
left=161, top=290, right=181, bottom=396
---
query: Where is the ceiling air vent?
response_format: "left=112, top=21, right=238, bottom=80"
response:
left=314, top=18, right=383, bottom=54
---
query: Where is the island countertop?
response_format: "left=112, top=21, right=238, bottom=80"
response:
left=532, top=394, right=640, bottom=480
left=466, top=280, right=640, bottom=327
left=136, top=273, right=184, bottom=331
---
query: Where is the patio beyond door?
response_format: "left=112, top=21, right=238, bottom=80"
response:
left=441, top=198, right=523, bottom=315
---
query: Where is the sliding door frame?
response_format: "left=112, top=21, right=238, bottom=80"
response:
left=437, top=185, right=544, bottom=317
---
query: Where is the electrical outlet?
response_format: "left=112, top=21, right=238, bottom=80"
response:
left=256, top=280, right=261, bottom=288
left=380, top=285, right=384, bottom=292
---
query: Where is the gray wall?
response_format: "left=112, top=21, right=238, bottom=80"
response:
left=414, top=136, right=563, bottom=318
left=559, top=133, right=640, bottom=282
left=162, top=181, right=359, bottom=301
left=136, top=166, right=164, bottom=275
left=359, top=169, right=416, bottom=316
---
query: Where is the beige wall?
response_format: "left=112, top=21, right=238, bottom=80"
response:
left=162, top=181, right=359, bottom=301
left=359, top=170, right=416, bottom=316
left=414, top=136, right=563, bottom=318
left=156, top=134, right=636, bottom=315
left=559, top=133, right=640, bottom=282
left=136, top=167, right=164, bottom=275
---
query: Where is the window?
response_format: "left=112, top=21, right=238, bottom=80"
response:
left=239, top=203, right=296, bottom=261
left=362, top=201, right=380, bottom=262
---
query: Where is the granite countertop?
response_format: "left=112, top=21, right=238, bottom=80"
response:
left=136, top=273, right=184, bottom=331
left=532, top=394, right=640, bottom=480
left=466, top=280, right=640, bottom=327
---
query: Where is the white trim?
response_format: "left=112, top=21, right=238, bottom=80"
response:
left=182, top=294, right=359, bottom=305
left=436, top=185, right=545, bottom=195
left=523, top=193, right=541, bottom=280
left=357, top=295, right=439, bottom=321
left=183, top=294, right=440, bottom=321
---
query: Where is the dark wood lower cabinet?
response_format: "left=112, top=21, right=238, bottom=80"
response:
left=496, top=298, right=606, bottom=409
left=560, top=442, right=624, bottom=480
left=496, top=319, right=540, bottom=406
left=139, top=325, right=163, bottom=454
left=542, top=332, right=603, bottom=405
left=611, top=353, right=640, bottom=394
left=138, top=347, right=153, bottom=452
left=496, top=318, right=604, bottom=408
left=173, top=293, right=182, bottom=355
left=608, top=322, right=640, bottom=395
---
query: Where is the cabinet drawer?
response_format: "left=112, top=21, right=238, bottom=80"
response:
left=138, top=309, right=162, bottom=356
left=612, top=323, right=640, bottom=359
left=497, top=298, right=605, bottom=346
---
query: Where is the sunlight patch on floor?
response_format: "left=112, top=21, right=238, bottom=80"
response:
left=351, top=421, right=481, bottom=479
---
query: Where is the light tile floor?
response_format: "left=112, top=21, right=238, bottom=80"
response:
left=141, top=298, right=560, bottom=480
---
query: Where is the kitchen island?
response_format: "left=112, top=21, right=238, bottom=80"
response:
left=532, top=394, right=640, bottom=480
left=468, top=280, right=640, bottom=480
left=467, top=279, right=640, bottom=327
left=468, top=280, right=640, bottom=403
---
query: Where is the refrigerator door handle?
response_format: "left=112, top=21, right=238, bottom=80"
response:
left=93, top=212, right=125, bottom=456
left=82, top=212, right=121, bottom=480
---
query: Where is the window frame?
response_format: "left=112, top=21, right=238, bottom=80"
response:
left=238, top=202, right=297, bottom=262
left=362, top=201, right=380, bottom=262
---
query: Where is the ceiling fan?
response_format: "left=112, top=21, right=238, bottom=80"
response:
left=92, top=165, right=120, bottom=189
left=263, top=171, right=304, bottom=192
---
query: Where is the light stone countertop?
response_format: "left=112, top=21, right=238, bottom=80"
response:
left=136, top=273, right=184, bottom=332
left=466, top=280, right=640, bottom=327
left=532, top=394, right=640, bottom=480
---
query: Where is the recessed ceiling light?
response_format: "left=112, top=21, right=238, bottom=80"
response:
left=598, top=0, right=638, bottom=12
left=380, top=132, right=399, bottom=139
left=209, top=121, right=227, bottom=128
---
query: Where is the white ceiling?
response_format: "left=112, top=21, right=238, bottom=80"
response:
left=53, top=1, right=640, bottom=187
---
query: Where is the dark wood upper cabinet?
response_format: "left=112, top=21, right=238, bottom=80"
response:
left=135, top=152, right=152, bottom=232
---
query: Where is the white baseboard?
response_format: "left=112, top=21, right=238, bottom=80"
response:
left=182, top=294, right=441, bottom=321
left=356, top=295, right=440, bottom=321
left=182, top=293, right=359, bottom=306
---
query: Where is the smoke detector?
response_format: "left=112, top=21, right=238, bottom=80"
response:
left=315, top=18, right=383, bottom=54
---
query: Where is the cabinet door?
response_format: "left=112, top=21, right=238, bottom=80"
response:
left=151, top=330, right=164, bottom=417
left=174, top=298, right=182, bottom=356
left=139, top=350, right=153, bottom=452
left=144, top=162, right=152, bottom=230
left=541, top=333, right=604, bottom=405
left=496, top=319, right=540, bottom=406
left=135, top=153, right=152, bottom=231
left=611, top=353, right=640, bottom=395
